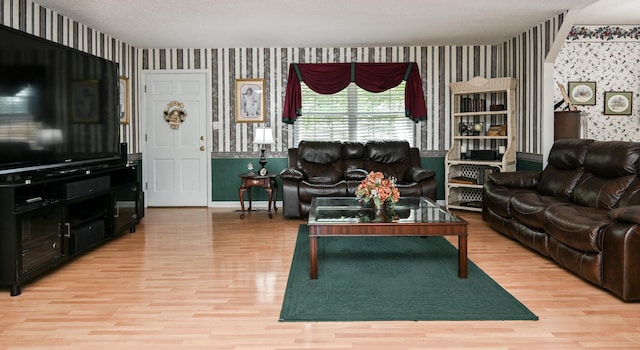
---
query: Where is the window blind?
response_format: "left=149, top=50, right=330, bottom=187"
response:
left=294, top=82, right=415, bottom=146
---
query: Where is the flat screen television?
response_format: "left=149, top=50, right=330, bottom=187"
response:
left=0, top=24, right=122, bottom=177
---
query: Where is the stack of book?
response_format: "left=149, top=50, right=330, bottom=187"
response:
left=459, top=97, right=486, bottom=112
left=449, top=176, right=477, bottom=185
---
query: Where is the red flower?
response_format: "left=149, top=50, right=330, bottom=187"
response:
left=355, top=171, right=400, bottom=206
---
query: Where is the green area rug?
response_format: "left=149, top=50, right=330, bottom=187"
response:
left=279, top=225, right=538, bottom=322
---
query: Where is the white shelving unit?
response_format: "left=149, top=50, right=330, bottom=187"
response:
left=445, top=76, right=517, bottom=212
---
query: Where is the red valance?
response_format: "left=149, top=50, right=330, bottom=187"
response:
left=282, top=62, right=427, bottom=124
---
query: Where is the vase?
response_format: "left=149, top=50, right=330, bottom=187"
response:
left=373, top=201, right=388, bottom=222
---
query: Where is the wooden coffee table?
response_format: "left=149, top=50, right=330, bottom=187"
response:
left=307, top=197, right=468, bottom=279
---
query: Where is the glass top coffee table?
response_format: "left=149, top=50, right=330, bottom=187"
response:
left=307, top=197, right=468, bottom=279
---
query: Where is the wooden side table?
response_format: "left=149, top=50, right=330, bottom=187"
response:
left=238, top=173, right=278, bottom=219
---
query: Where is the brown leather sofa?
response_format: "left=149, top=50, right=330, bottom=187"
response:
left=483, top=139, right=640, bottom=301
left=280, top=140, right=436, bottom=219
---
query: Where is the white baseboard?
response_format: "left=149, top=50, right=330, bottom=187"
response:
left=209, top=200, right=282, bottom=208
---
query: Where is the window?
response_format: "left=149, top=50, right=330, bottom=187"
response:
left=294, top=82, right=415, bottom=146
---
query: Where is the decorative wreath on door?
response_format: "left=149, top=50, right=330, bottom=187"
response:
left=163, top=101, right=188, bottom=129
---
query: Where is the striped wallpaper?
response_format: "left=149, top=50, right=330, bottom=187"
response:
left=502, top=14, right=565, bottom=155
left=4, top=0, right=564, bottom=158
left=141, top=46, right=501, bottom=155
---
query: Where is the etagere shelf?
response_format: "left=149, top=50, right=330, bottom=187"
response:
left=445, top=76, right=517, bottom=212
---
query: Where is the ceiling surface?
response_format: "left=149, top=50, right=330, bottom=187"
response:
left=34, top=0, right=640, bottom=49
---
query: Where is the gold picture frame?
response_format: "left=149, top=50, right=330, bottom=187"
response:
left=119, top=76, right=130, bottom=124
left=71, top=80, right=100, bottom=123
left=235, top=78, right=266, bottom=123
left=604, top=91, right=633, bottom=116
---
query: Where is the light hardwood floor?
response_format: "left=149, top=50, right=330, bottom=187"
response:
left=1, top=206, right=639, bottom=349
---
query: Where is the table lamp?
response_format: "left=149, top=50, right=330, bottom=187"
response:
left=253, top=127, right=275, bottom=175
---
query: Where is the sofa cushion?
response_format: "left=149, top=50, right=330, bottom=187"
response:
left=583, top=141, right=640, bottom=178
left=297, top=141, right=345, bottom=183
left=608, top=205, right=640, bottom=224
left=344, top=168, right=368, bottom=180
left=365, top=140, right=410, bottom=163
left=483, top=181, right=536, bottom=219
left=364, top=141, right=411, bottom=181
left=572, top=173, right=636, bottom=209
left=544, top=205, right=612, bottom=253
left=298, top=141, right=343, bottom=164
left=547, top=138, right=594, bottom=169
left=538, top=166, right=585, bottom=198
left=343, top=142, right=366, bottom=159
left=509, top=192, right=571, bottom=230
left=536, top=139, right=592, bottom=197
left=488, top=171, right=539, bottom=188
left=298, top=180, right=348, bottom=203
left=343, top=142, right=366, bottom=170
left=616, top=180, right=640, bottom=207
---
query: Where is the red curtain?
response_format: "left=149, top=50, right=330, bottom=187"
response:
left=282, top=62, right=427, bottom=124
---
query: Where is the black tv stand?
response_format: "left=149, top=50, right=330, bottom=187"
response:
left=0, top=164, right=144, bottom=296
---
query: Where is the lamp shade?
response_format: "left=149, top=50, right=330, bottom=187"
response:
left=253, top=127, right=275, bottom=145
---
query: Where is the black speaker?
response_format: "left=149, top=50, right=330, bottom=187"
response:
left=120, top=142, right=128, bottom=162
left=469, top=149, right=498, bottom=161
left=51, top=176, right=111, bottom=199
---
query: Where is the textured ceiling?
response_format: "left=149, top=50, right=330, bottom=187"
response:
left=33, top=0, right=639, bottom=49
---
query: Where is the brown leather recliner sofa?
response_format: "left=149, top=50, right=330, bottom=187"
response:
left=483, top=139, right=640, bottom=301
left=280, top=140, right=436, bottom=219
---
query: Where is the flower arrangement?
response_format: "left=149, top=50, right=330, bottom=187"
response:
left=355, top=171, right=400, bottom=208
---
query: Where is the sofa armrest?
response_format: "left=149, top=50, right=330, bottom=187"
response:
left=279, top=167, right=307, bottom=181
left=406, top=167, right=435, bottom=182
left=609, top=206, right=640, bottom=225
left=488, top=171, right=540, bottom=188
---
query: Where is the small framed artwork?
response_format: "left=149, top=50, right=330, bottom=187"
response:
left=235, top=78, right=266, bottom=123
left=568, top=81, right=596, bottom=105
left=71, top=80, right=100, bottom=123
left=119, top=76, right=130, bottom=124
left=604, top=91, right=633, bottom=115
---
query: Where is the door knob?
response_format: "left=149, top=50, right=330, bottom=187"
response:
left=200, top=136, right=204, bottom=140
left=200, top=146, right=205, bottom=151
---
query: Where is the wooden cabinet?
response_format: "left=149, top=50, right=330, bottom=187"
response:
left=554, top=111, right=582, bottom=140
left=0, top=164, right=143, bottom=296
left=112, top=165, right=144, bottom=234
left=445, top=76, right=517, bottom=212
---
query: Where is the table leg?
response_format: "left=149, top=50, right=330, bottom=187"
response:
left=238, top=187, right=246, bottom=219
left=458, top=235, right=468, bottom=279
left=266, top=188, right=273, bottom=219
left=247, top=187, right=252, bottom=211
left=271, top=178, right=278, bottom=212
left=309, top=236, right=318, bottom=279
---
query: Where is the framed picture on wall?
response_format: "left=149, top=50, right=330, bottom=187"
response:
left=235, top=78, right=266, bottom=123
left=568, top=81, right=596, bottom=106
left=604, top=91, right=633, bottom=115
left=119, top=76, right=130, bottom=124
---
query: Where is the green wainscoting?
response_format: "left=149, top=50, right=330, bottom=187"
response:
left=211, top=156, right=446, bottom=202
left=212, top=158, right=288, bottom=202
left=516, top=159, right=543, bottom=172
left=421, top=156, right=446, bottom=201
left=211, top=156, right=541, bottom=203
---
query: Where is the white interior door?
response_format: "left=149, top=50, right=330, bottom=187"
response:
left=143, top=71, right=209, bottom=206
